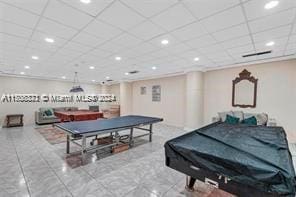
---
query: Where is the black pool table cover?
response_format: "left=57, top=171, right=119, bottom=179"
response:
left=164, top=122, right=296, bottom=196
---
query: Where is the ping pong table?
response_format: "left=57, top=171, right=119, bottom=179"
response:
left=55, top=115, right=163, bottom=164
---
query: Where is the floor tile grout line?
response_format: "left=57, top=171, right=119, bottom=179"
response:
left=21, top=130, right=76, bottom=197
left=8, top=131, right=32, bottom=197
left=29, top=126, right=121, bottom=197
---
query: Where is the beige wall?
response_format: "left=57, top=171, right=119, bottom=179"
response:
left=131, top=75, right=186, bottom=127
left=110, top=84, right=120, bottom=104
left=204, top=59, right=296, bottom=133
left=2, top=59, right=295, bottom=131
left=0, top=76, right=101, bottom=125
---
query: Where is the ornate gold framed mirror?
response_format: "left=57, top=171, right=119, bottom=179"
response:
left=232, top=69, right=258, bottom=108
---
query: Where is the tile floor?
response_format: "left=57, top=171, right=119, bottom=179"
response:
left=1, top=123, right=295, bottom=197
left=0, top=123, right=212, bottom=197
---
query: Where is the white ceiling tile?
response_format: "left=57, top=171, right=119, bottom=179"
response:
left=212, top=23, right=249, bottom=42
left=293, top=23, right=296, bottom=34
left=88, top=48, right=112, bottom=58
left=244, top=0, right=296, bottom=20
left=227, top=44, right=254, bottom=56
left=83, top=19, right=122, bottom=40
left=43, top=0, right=93, bottom=29
left=121, top=0, right=178, bottom=17
left=165, top=43, right=191, bottom=55
left=199, top=44, right=225, bottom=54
left=60, top=0, right=112, bottom=16
left=249, top=9, right=296, bottom=33
left=72, top=32, right=105, bottom=47
left=255, top=37, right=288, bottom=52
left=201, top=6, right=245, bottom=33
left=129, top=21, right=165, bottom=41
left=149, top=34, right=179, bottom=48
left=110, top=33, right=142, bottom=48
left=1, top=33, right=28, bottom=47
left=234, top=55, right=258, bottom=64
left=63, top=41, right=93, bottom=53
left=146, top=50, right=170, bottom=59
left=1, top=0, right=48, bottom=15
left=285, top=49, right=296, bottom=55
left=27, top=41, right=58, bottom=53
left=1, top=20, right=33, bottom=38
left=185, top=35, right=217, bottom=49
left=252, top=25, right=292, bottom=43
left=221, top=36, right=253, bottom=49
left=36, top=18, right=78, bottom=40
left=171, top=22, right=208, bottom=42
left=151, top=4, right=195, bottom=31
left=98, top=1, right=145, bottom=30
left=1, top=0, right=295, bottom=81
left=98, top=41, right=125, bottom=53
left=131, top=43, right=157, bottom=56
left=289, top=34, right=296, bottom=43
left=0, top=2, right=40, bottom=29
left=178, top=50, right=201, bottom=59
left=207, top=52, right=233, bottom=62
left=183, top=0, right=240, bottom=19
left=31, top=31, right=68, bottom=47
left=286, top=42, right=296, bottom=51
left=57, top=48, right=83, bottom=58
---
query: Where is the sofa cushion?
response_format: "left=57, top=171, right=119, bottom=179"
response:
left=44, top=109, right=53, bottom=116
left=256, top=113, right=268, bottom=126
left=40, top=108, right=54, bottom=116
left=244, top=113, right=268, bottom=126
left=225, top=114, right=240, bottom=124
left=232, top=111, right=244, bottom=122
left=218, top=111, right=233, bottom=122
left=242, top=116, right=257, bottom=125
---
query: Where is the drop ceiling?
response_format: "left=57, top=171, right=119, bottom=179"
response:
left=0, top=0, right=295, bottom=83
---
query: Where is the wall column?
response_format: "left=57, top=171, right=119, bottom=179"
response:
left=101, top=84, right=109, bottom=94
left=185, top=71, right=204, bottom=130
left=120, top=82, right=132, bottom=115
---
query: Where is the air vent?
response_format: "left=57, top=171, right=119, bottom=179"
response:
left=242, top=50, right=272, bottom=58
left=129, top=70, right=139, bottom=74
left=106, top=79, right=113, bottom=82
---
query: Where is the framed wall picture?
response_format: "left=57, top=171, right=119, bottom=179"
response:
left=140, top=87, right=146, bottom=95
left=152, top=85, right=161, bottom=102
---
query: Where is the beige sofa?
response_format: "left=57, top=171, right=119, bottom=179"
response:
left=35, top=107, right=78, bottom=125
left=213, top=111, right=277, bottom=126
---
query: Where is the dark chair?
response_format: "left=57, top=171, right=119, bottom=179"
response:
left=89, top=105, right=99, bottom=112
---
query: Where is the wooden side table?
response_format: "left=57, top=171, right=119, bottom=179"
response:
left=6, top=114, right=24, bottom=127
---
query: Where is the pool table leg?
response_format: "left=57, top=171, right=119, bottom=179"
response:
left=81, top=135, right=86, bottom=164
left=149, top=124, right=153, bottom=142
left=66, top=135, right=70, bottom=154
left=186, top=176, right=196, bottom=191
left=129, top=128, right=134, bottom=147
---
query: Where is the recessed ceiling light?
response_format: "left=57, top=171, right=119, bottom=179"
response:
left=194, top=57, right=200, bottom=61
left=80, top=0, right=91, bottom=4
left=161, top=39, right=169, bottom=45
left=62, top=76, right=66, bottom=79
left=32, top=56, right=39, bottom=60
left=152, top=66, right=157, bottom=70
left=20, top=72, right=25, bottom=75
left=115, top=56, right=121, bottom=61
left=266, top=41, right=275, bottom=46
left=24, top=65, right=30, bottom=69
left=89, top=66, right=95, bottom=69
left=125, top=72, right=129, bottom=75
left=264, top=1, right=279, bottom=9
left=92, top=79, right=96, bottom=82
left=106, top=76, right=110, bottom=79
left=45, top=37, right=54, bottom=43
